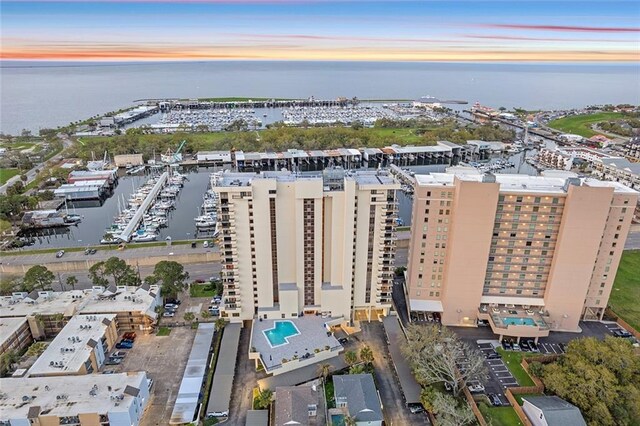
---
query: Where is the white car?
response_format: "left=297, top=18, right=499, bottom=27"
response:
left=468, top=381, right=485, bottom=393
left=164, top=303, right=178, bottom=310
left=163, top=311, right=175, bottom=318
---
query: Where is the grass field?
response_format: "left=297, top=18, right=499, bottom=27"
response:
left=496, top=349, right=539, bottom=387
left=609, top=250, right=640, bottom=331
left=548, top=112, right=623, bottom=138
left=156, top=327, right=171, bottom=336
left=0, top=168, right=20, bottom=185
left=189, top=283, right=216, bottom=298
left=479, top=403, right=524, bottom=426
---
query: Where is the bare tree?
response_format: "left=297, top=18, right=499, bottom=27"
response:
left=431, top=392, right=475, bottom=426
left=401, top=324, right=486, bottom=395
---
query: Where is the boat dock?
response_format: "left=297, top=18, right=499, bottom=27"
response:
left=115, top=172, right=168, bottom=242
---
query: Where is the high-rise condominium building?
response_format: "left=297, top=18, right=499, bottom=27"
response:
left=212, top=169, right=400, bottom=323
left=406, top=168, right=637, bottom=339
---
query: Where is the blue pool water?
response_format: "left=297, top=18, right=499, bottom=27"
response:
left=502, top=317, right=536, bottom=326
left=331, top=414, right=346, bottom=426
left=263, top=321, right=300, bottom=347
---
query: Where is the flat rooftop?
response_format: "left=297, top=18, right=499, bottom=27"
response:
left=0, top=285, right=160, bottom=319
left=0, top=317, right=28, bottom=347
left=0, top=291, right=87, bottom=318
left=215, top=169, right=398, bottom=189
left=28, top=314, right=116, bottom=376
left=415, top=168, right=638, bottom=194
left=0, top=372, right=147, bottom=421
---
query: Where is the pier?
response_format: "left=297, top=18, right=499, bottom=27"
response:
left=116, top=172, right=168, bottom=242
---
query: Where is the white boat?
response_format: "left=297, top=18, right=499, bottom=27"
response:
left=132, top=232, right=157, bottom=242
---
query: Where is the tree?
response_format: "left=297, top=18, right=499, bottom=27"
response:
left=65, top=276, right=78, bottom=290
left=201, top=311, right=211, bottom=320
left=343, top=415, right=357, bottom=426
left=0, top=277, right=18, bottom=296
left=146, top=261, right=189, bottom=298
left=539, top=337, right=640, bottom=426
left=254, top=388, right=273, bottom=410
left=214, top=318, right=226, bottom=332
left=0, top=350, right=19, bottom=377
left=183, top=312, right=195, bottom=323
left=359, top=345, right=374, bottom=365
left=23, top=265, right=55, bottom=292
left=89, top=257, right=139, bottom=287
left=431, top=392, right=475, bottom=426
left=402, top=324, right=487, bottom=395
left=420, top=386, right=439, bottom=412
left=349, top=364, right=366, bottom=375
left=344, top=350, right=358, bottom=366
left=317, top=363, right=333, bottom=383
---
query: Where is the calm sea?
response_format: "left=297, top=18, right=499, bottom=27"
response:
left=1, top=61, right=639, bottom=135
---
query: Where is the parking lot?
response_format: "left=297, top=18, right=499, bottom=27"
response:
left=475, top=343, right=515, bottom=406
left=101, top=327, right=197, bottom=426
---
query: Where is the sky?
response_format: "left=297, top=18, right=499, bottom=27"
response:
left=1, top=0, right=639, bottom=62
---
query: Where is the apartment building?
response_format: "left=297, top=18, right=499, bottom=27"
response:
left=0, top=318, right=32, bottom=357
left=212, top=169, right=399, bottom=322
left=406, top=168, right=637, bottom=339
left=0, top=372, right=150, bottom=426
left=27, top=314, right=118, bottom=377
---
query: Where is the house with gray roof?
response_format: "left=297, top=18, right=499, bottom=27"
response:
left=522, top=396, right=586, bottom=426
left=333, top=374, right=383, bottom=426
left=274, top=386, right=319, bottom=426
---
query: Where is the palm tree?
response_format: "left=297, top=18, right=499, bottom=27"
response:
left=201, top=311, right=211, bottom=321
left=344, top=350, right=358, bottom=366
left=317, top=363, right=333, bottom=383
left=349, top=364, right=365, bottom=375
left=65, top=276, right=78, bottom=290
left=214, top=318, right=226, bottom=332
left=360, top=345, right=374, bottom=365
left=343, top=414, right=357, bottom=426
left=183, top=312, right=195, bottom=324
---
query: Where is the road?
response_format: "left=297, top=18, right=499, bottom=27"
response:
left=0, top=133, right=73, bottom=195
left=0, top=244, right=218, bottom=266
left=47, top=261, right=221, bottom=291
left=625, top=227, right=640, bottom=250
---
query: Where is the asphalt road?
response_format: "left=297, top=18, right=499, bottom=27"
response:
left=46, top=261, right=221, bottom=291
left=1, top=244, right=218, bottom=266
left=625, top=229, right=640, bottom=250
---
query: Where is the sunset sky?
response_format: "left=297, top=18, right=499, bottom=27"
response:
left=1, top=0, right=639, bottom=62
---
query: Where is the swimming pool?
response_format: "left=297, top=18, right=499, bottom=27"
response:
left=331, top=414, right=346, bottom=426
left=263, top=320, right=301, bottom=347
left=502, top=317, right=537, bottom=326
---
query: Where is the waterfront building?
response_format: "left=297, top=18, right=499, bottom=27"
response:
left=405, top=168, right=638, bottom=339
left=212, top=169, right=399, bottom=323
left=0, top=372, right=150, bottom=426
left=27, top=314, right=118, bottom=377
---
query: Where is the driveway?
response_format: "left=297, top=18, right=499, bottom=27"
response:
left=359, top=322, right=430, bottom=426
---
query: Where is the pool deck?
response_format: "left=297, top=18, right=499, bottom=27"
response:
left=252, top=316, right=342, bottom=372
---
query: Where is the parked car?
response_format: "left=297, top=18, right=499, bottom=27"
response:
left=164, top=303, right=178, bottom=310
left=123, top=332, right=137, bottom=341
left=105, top=358, right=122, bottom=365
left=520, top=341, right=531, bottom=351
left=115, top=341, right=133, bottom=349
left=56, top=250, right=65, bottom=258
left=613, top=329, right=632, bottom=338
left=110, top=351, right=127, bottom=359
left=408, top=403, right=425, bottom=414
left=84, top=248, right=91, bottom=255
left=512, top=342, right=521, bottom=351
left=163, top=311, right=175, bottom=318
left=488, top=394, right=502, bottom=406
left=467, top=381, right=485, bottom=393
left=526, top=340, right=539, bottom=352
left=165, top=298, right=181, bottom=305
left=338, top=337, right=349, bottom=344
left=89, top=248, right=97, bottom=255
left=102, top=370, right=116, bottom=374
left=486, top=351, right=501, bottom=359
left=502, top=340, right=512, bottom=350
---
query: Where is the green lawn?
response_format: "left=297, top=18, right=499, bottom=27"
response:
left=496, top=348, right=538, bottom=387
left=548, top=112, right=623, bottom=138
left=189, top=283, right=216, bottom=298
left=609, top=250, right=640, bottom=332
left=0, top=168, right=20, bottom=185
left=156, top=327, right=171, bottom=336
left=479, top=403, right=524, bottom=426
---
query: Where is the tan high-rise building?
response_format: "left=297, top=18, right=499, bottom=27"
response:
left=406, top=168, right=637, bottom=339
left=212, top=169, right=400, bottom=323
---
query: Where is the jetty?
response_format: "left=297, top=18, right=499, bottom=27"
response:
left=116, top=172, right=168, bottom=242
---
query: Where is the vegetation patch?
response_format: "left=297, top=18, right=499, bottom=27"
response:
left=156, top=327, right=171, bottom=336
left=189, top=282, right=218, bottom=298
left=609, top=250, right=640, bottom=331
left=0, top=168, right=20, bottom=185
left=478, top=403, right=523, bottom=426
left=324, top=379, right=335, bottom=409
left=547, top=112, right=624, bottom=137
left=495, top=349, right=539, bottom=387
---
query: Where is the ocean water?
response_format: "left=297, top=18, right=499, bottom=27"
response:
left=1, top=61, right=639, bottom=135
